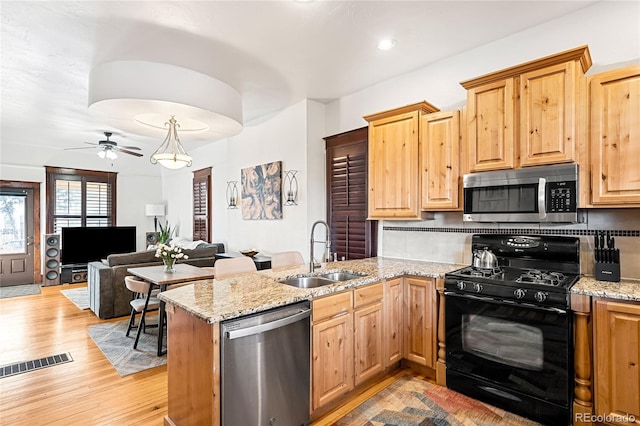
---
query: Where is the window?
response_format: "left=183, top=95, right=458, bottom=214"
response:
left=46, top=167, right=117, bottom=233
left=192, top=167, right=211, bottom=242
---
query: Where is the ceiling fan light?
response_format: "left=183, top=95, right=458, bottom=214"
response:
left=97, top=150, right=106, bottom=159
left=106, top=150, right=118, bottom=160
left=150, top=116, right=193, bottom=170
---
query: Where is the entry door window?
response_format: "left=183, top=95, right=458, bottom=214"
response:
left=0, top=194, right=27, bottom=254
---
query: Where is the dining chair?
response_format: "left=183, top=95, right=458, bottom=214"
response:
left=124, top=276, right=160, bottom=347
left=271, top=251, right=305, bottom=269
left=214, top=257, right=257, bottom=279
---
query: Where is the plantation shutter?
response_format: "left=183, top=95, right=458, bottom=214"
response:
left=193, top=168, right=211, bottom=242
left=325, top=127, right=377, bottom=260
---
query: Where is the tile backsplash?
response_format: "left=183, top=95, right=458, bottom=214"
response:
left=381, top=209, right=640, bottom=279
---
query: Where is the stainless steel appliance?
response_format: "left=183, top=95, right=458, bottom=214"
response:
left=445, top=234, right=580, bottom=425
left=221, top=301, right=311, bottom=426
left=463, top=164, right=579, bottom=223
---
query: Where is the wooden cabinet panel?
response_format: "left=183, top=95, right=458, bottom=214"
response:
left=365, top=102, right=439, bottom=220
left=312, top=313, right=354, bottom=410
left=404, top=277, right=436, bottom=368
left=312, top=291, right=352, bottom=322
left=520, top=62, right=577, bottom=166
left=384, top=278, right=403, bottom=367
left=590, top=66, right=640, bottom=206
left=466, top=78, right=517, bottom=171
left=421, top=110, right=461, bottom=210
left=354, top=282, right=383, bottom=308
left=594, top=299, right=640, bottom=425
left=354, top=302, right=384, bottom=386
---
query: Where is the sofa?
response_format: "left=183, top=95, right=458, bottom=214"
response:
left=87, top=243, right=224, bottom=319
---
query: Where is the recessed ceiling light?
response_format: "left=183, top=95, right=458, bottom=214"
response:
left=378, top=39, right=397, bottom=51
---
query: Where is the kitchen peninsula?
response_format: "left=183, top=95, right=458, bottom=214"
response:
left=158, top=257, right=463, bottom=426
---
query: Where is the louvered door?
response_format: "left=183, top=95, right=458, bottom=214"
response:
left=325, top=128, right=377, bottom=260
left=193, top=168, right=211, bottom=242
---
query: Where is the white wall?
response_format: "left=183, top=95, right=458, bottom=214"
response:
left=162, top=99, right=327, bottom=261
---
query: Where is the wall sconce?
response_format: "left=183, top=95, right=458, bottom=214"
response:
left=283, top=170, right=298, bottom=206
left=226, top=181, right=239, bottom=209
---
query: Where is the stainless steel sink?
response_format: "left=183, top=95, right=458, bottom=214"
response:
left=319, top=271, right=367, bottom=281
left=279, top=276, right=337, bottom=289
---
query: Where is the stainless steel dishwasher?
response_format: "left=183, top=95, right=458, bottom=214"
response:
left=221, top=301, right=311, bottom=426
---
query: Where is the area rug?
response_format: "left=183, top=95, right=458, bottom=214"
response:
left=60, top=287, right=89, bottom=310
left=335, top=374, right=541, bottom=426
left=0, top=284, right=41, bottom=299
left=87, top=318, right=166, bottom=377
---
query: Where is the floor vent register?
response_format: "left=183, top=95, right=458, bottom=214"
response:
left=0, top=352, right=73, bottom=378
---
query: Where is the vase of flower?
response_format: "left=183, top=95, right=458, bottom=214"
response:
left=155, top=243, right=188, bottom=273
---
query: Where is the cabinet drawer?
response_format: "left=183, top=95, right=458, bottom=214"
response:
left=313, top=291, right=352, bottom=322
left=354, top=282, right=383, bottom=308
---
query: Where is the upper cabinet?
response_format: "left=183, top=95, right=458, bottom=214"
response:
left=590, top=65, right=640, bottom=206
left=364, top=101, right=440, bottom=220
left=420, top=110, right=462, bottom=210
left=461, top=45, right=592, bottom=172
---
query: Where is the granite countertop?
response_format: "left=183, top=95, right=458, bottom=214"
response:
left=158, top=257, right=465, bottom=323
left=571, top=276, right=640, bottom=302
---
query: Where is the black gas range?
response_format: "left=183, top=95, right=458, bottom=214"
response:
left=445, top=234, right=580, bottom=425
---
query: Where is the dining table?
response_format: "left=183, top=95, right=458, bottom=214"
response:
left=127, top=263, right=215, bottom=356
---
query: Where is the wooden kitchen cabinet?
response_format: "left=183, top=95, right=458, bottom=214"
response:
left=462, top=45, right=591, bottom=172
left=364, top=101, right=439, bottom=219
left=404, top=276, right=437, bottom=368
left=590, top=65, right=640, bottom=206
left=420, top=110, right=462, bottom=210
left=593, top=298, right=640, bottom=425
left=311, top=291, right=354, bottom=411
left=384, top=277, right=404, bottom=367
left=353, top=283, right=384, bottom=386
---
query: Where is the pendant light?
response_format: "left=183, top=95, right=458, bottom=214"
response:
left=150, top=116, right=192, bottom=170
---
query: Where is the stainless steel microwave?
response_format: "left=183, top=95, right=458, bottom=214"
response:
left=463, top=164, right=579, bottom=223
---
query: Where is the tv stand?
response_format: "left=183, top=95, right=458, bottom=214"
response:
left=61, top=264, right=88, bottom=284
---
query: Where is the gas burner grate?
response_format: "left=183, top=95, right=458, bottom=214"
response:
left=516, top=269, right=566, bottom=286
left=458, top=266, right=503, bottom=279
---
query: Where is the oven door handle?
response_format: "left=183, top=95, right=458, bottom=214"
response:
left=538, top=177, right=547, bottom=220
left=444, top=291, right=567, bottom=314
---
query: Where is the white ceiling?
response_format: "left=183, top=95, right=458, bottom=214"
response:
left=1, top=1, right=598, bottom=157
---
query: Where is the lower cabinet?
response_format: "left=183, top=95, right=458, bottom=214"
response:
left=384, top=277, right=404, bottom=367
left=354, top=283, right=384, bottom=386
left=594, top=298, right=640, bottom=425
left=404, top=276, right=437, bottom=368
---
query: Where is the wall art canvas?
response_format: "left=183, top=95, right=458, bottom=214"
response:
left=241, top=161, right=283, bottom=220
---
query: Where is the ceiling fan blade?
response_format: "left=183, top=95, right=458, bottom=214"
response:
left=84, top=141, right=99, bottom=146
left=120, top=145, right=142, bottom=150
left=116, top=148, right=144, bottom=157
left=64, top=146, right=97, bottom=150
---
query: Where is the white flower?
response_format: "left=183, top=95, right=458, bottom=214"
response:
left=183, top=255, right=189, bottom=259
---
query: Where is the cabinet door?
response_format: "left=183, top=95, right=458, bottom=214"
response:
left=467, top=78, right=517, bottom=171
left=354, top=302, right=384, bottom=386
left=403, top=277, right=436, bottom=368
left=312, top=313, right=354, bottom=410
left=594, top=299, right=640, bottom=425
left=519, top=62, right=578, bottom=166
left=421, top=110, right=461, bottom=210
left=368, top=111, right=421, bottom=219
left=384, top=278, right=403, bottom=367
left=591, top=66, right=640, bottom=205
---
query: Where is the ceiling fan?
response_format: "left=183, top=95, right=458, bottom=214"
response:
left=65, top=132, right=143, bottom=159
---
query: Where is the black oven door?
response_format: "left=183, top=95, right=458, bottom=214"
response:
left=445, top=292, right=572, bottom=406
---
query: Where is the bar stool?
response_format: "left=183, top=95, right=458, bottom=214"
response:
left=214, top=257, right=257, bottom=279
left=271, top=251, right=304, bottom=269
left=124, top=276, right=160, bottom=348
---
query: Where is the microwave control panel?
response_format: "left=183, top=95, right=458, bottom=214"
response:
left=547, top=181, right=577, bottom=212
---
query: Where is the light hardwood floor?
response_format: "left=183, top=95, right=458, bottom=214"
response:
left=0, top=284, right=409, bottom=425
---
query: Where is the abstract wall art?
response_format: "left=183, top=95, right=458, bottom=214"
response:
left=241, top=161, right=283, bottom=220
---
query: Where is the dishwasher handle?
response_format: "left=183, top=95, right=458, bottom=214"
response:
left=225, top=308, right=311, bottom=340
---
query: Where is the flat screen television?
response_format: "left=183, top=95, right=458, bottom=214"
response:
left=61, top=226, right=137, bottom=265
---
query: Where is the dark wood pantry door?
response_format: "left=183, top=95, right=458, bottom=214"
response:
left=325, top=127, right=377, bottom=260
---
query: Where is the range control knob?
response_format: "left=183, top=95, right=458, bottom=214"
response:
left=514, top=288, right=527, bottom=299
left=473, top=283, right=483, bottom=293
left=456, top=281, right=466, bottom=291
left=534, top=292, right=548, bottom=302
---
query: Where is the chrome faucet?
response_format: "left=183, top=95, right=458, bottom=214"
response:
left=309, top=220, right=331, bottom=272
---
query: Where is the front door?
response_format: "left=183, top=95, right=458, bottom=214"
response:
left=0, top=188, right=35, bottom=286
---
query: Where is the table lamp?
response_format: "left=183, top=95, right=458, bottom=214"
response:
left=145, top=204, right=165, bottom=232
